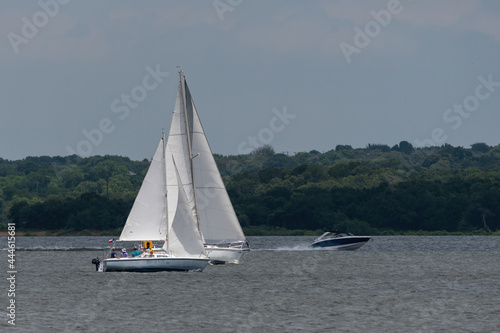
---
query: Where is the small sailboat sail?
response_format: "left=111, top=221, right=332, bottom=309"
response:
left=120, top=138, right=168, bottom=242
left=166, top=71, right=249, bottom=264
left=98, top=133, right=209, bottom=272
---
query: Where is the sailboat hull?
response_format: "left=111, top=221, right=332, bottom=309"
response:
left=205, top=246, right=250, bottom=264
left=102, top=257, right=209, bottom=272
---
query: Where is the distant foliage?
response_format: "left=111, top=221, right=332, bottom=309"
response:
left=335, top=145, right=353, bottom=151
left=1, top=142, right=500, bottom=233
left=471, top=142, right=491, bottom=153
left=392, top=141, right=414, bottom=155
left=251, top=145, right=275, bottom=156
left=366, top=143, right=391, bottom=152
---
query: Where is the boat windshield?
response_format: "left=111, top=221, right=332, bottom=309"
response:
left=316, top=232, right=354, bottom=241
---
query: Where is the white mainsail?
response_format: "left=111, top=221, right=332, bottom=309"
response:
left=166, top=83, right=197, bottom=220
left=166, top=72, right=246, bottom=245
left=119, top=137, right=167, bottom=241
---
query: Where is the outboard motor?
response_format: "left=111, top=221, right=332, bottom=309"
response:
left=91, top=257, right=100, bottom=271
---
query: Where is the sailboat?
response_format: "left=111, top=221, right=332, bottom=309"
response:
left=166, top=71, right=250, bottom=264
left=96, top=132, right=209, bottom=272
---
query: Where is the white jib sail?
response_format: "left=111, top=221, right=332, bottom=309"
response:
left=119, top=138, right=168, bottom=241
left=166, top=154, right=206, bottom=258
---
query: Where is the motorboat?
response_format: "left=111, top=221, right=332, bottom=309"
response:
left=311, top=231, right=371, bottom=250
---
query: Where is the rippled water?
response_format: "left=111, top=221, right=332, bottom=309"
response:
left=1, top=236, right=499, bottom=332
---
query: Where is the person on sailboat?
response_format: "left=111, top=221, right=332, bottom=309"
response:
left=110, top=248, right=118, bottom=258
left=131, top=246, right=141, bottom=257
left=120, top=248, right=129, bottom=258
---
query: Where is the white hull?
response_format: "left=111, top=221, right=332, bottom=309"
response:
left=204, top=246, right=250, bottom=264
left=102, top=257, right=209, bottom=272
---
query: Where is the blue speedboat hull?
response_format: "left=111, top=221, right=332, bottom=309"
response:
left=311, top=236, right=371, bottom=250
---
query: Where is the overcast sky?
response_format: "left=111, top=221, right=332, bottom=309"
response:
left=1, top=0, right=499, bottom=161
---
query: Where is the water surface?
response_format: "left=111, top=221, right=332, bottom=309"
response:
left=1, top=236, right=499, bottom=332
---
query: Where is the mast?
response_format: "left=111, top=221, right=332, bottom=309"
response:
left=162, top=131, right=169, bottom=253
left=179, top=71, right=201, bottom=230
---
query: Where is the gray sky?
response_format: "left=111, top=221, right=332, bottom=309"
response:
left=1, top=0, right=499, bottom=161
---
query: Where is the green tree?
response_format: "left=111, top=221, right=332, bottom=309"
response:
left=471, top=142, right=491, bottom=153
left=90, top=160, right=128, bottom=197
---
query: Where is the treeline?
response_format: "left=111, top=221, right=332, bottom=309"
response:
left=1, top=141, right=500, bottom=234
